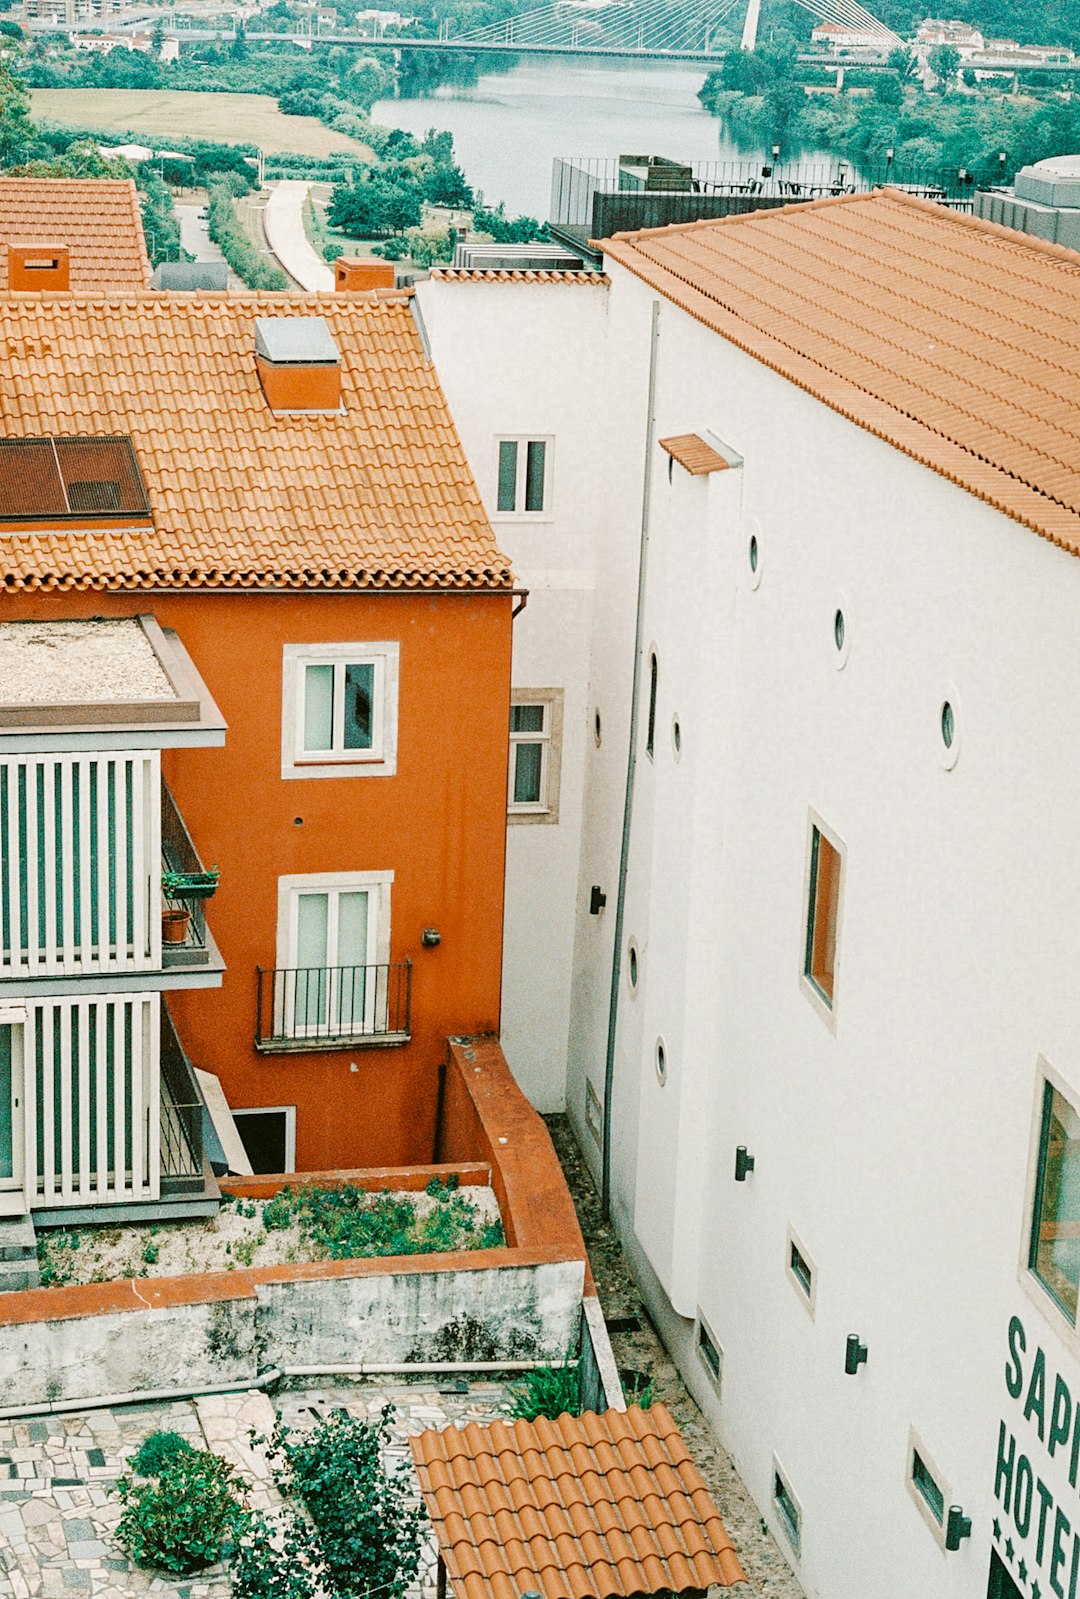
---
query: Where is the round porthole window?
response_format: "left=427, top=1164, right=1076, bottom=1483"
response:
left=833, top=595, right=851, bottom=668
left=594, top=709, right=602, bottom=748
left=672, top=716, right=682, bottom=758
left=938, top=687, right=961, bottom=769
left=628, top=940, right=639, bottom=993
left=749, top=534, right=759, bottom=573
left=655, top=1038, right=667, bottom=1085
left=746, top=517, right=763, bottom=590
left=834, top=609, right=845, bottom=651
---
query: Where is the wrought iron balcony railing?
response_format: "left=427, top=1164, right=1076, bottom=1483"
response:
left=255, top=961, right=412, bottom=1052
left=160, top=1000, right=207, bottom=1191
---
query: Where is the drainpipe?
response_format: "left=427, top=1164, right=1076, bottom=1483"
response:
left=0, top=1367, right=284, bottom=1421
left=601, top=298, right=661, bottom=1223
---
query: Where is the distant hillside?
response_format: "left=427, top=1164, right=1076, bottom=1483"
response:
left=767, top=0, right=1080, bottom=52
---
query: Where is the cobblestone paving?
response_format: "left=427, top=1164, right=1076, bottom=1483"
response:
left=0, top=1381, right=514, bottom=1599
left=545, top=1115, right=806, bottom=1599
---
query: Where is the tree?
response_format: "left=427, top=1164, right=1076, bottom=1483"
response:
left=328, top=174, right=420, bottom=236
left=873, top=70, right=904, bottom=106
left=887, top=44, right=917, bottom=77
left=929, top=44, right=961, bottom=90
left=231, top=19, right=248, bottom=58
left=423, top=159, right=472, bottom=207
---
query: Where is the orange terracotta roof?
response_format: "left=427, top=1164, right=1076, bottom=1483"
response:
left=659, top=434, right=730, bottom=475
left=0, top=294, right=512, bottom=591
left=430, top=269, right=609, bottom=285
left=0, top=178, right=150, bottom=293
left=604, top=189, right=1080, bottom=557
left=410, top=1404, right=747, bottom=1599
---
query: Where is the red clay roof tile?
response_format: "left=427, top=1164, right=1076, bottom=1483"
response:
left=410, top=1405, right=746, bottom=1599
left=604, top=189, right=1080, bottom=557
left=0, top=178, right=149, bottom=294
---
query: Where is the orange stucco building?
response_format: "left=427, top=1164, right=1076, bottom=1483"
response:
left=0, top=289, right=515, bottom=1174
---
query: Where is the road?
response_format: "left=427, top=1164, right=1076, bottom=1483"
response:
left=174, top=202, right=242, bottom=290
left=263, top=181, right=334, bottom=294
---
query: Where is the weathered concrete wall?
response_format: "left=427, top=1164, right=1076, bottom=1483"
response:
left=0, top=1279, right=257, bottom=1409
left=0, top=1255, right=585, bottom=1410
left=257, top=1258, right=584, bottom=1368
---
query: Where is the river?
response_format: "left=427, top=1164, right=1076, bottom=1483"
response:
left=372, top=57, right=827, bottom=218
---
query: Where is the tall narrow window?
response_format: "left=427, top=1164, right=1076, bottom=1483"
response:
left=508, top=691, right=563, bottom=823
left=1030, top=1077, right=1080, bottom=1325
left=804, top=823, right=842, bottom=1008
left=646, top=653, right=658, bottom=759
left=494, top=437, right=551, bottom=515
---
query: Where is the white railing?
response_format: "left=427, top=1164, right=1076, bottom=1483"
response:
left=0, top=752, right=161, bottom=977
left=22, top=992, right=160, bottom=1207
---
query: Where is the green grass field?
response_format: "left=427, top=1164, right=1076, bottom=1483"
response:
left=31, top=88, right=373, bottom=157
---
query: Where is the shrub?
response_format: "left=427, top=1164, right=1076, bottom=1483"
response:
left=116, top=1447, right=244, bottom=1573
left=231, top=1507, right=325, bottom=1599
left=266, top=1406, right=422, bottom=1599
left=206, top=181, right=287, bottom=291
left=509, top=1361, right=581, bottom=1422
left=129, top=1430, right=195, bottom=1477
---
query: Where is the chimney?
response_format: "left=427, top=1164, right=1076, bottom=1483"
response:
left=9, top=243, right=70, bottom=293
left=254, top=316, right=341, bottom=414
left=335, top=255, right=395, bottom=292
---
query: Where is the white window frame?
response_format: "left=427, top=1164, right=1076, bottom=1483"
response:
left=1020, top=1056, right=1080, bottom=1348
left=906, top=1427, right=951, bottom=1549
left=275, top=871, right=392, bottom=1039
left=800, top=808, right=845, bottom=1032
left=508, top=688, right=563, bottom=824
left=771, top=1456, right=802, bottom=1557
left=281, top=642, right=399, bottom=781
left=232, top=1106, right=296, bottom=1174
left=785, top=1224, right=818, bottom=1317
left=493, top=435, right=554, bottom=520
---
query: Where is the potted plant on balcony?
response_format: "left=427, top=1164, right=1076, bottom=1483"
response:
left=162, top=867, right=220, bottom=900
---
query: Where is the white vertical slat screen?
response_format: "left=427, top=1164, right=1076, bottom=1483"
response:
left=0, top=753, right=161, bottom=977
left=22, top=994, right=159, bottom=1207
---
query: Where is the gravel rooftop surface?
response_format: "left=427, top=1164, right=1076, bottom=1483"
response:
left=545, top=1115, right=805, bottom=1599
left=0, top=620, right=174, bottom=705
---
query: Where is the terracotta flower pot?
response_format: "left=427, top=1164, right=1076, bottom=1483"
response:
left=162, top=908, right=192, bottom=945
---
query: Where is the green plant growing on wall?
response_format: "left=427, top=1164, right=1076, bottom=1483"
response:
left=264, top=1406, right=423, bottom=1599
left=508, top=1359, right=582, bottom=1422
left=116, top=1446, right=244, bottom=1573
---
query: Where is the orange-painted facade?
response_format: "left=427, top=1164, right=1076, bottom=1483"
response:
left=9, top=586, right=514, bottom=1172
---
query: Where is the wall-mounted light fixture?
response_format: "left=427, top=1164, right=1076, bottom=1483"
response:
left=945, top=1507, right=972, bottom=1552
left=589, top=886, right=607, bottom=915
left=734, top=1146, right=755, bottom=1182
left=844, top=1334, right=868, bottom=1375
left=421, top=928, right=441, bottom=947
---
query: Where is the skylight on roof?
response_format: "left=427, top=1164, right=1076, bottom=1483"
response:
left=0, top=435, right=151, bottom=524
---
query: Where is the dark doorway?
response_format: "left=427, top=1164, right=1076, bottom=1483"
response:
left=233, top=1108, right=293, bottom=1175
left=987, top=1550, right=1023, bottom=1599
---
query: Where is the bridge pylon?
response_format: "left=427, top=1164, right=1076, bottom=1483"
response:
left=740, top=0, right=760, bottom=51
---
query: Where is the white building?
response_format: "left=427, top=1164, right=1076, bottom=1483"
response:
left=809, top=22, right=896, bottom=52
left=419, top=192, right=1080, bottom=1599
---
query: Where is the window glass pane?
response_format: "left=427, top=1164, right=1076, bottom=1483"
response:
left=525, top=440, right=546, bottom=512
left=303, top=664, right=334, bottom=752
left=911, top=1453, right=944, bottom=1524
left=806, top=828, right=841, bottom=1004
left=513, top=743, right=543, bottom=805
left=296, top=893, right=329, bottom=969
left=343, top=662, right=375, bottom=750
left=1032, top=1082, right=1080, bottom=1323
left=336, top=891, right=369, bottom=968
left=511, top=703, right=545, bottom=734
left=497, top=441, right=518, bottom=512
left=647, top=654, right=658, bottom=756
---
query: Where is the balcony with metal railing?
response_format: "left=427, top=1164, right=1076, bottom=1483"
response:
left=161, top=781, right=222, bottom=973
left=255, top=960, right=412, bottom=1052
left=160, top=999, right=210, bottom=1195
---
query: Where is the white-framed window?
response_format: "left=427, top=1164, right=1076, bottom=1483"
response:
left=801, top=811, right=844, bottom=1025
left=232, top=1107, right=296, bottom=1175
left=772, top=1457, right=802, bottom=1556
left=695, top=1313, right=723, bottom=1393
left=906, top=1428, right=951, bottom=1548
left=274, top=872, right=392, bottom=1040
left=1025, top=1059, right=1080, bottom=1336
left=508, top=689, right=563, bottom=823
left=281, top=642, right=399, bottom=780
left=785, top=1225, right=817, bottom=1317
left=494, top=437, right=552, bottom=517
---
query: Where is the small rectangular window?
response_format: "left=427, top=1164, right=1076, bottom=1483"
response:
left=232, top=1106, right=296, bottom=1174
left=772, top=1460, right=801, bottom=1555
left=696, top=1315, right=722, bottom=1389
left=785, top=1226, right=817, bottom=1314
left=646, top=653, right=658, bottom=758
left=1029, top=1075, right=1080, bottom=1325
left=906, top=1429, right=951, bottom=1546
left=911, top=1451, right=944, bottom=1525
left=282, top=643, right=398, bottom=780
left=804, top=821, right=842, bottom=1009
left=508, top=691, right=562, bottom=823
left=494, top=436, right=551, bottom=515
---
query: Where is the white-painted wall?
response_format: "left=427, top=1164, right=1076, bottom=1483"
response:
left=426, top=253, right=1080, bottom=1599
left=417, top=277, right=608, bottom=1113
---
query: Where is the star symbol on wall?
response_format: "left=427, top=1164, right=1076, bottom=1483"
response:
left=1019, top=1559, right=1029, bottom=1583
left=994, top=1518, right=1003, bottom=1541
left=1033, top=1582, right=1042, bottom=1599
left=1006, top=1538, right=1015, bottom=1562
